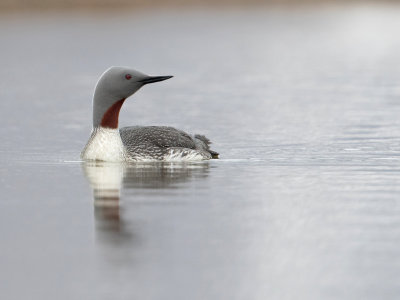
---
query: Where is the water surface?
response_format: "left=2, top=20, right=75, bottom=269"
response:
left=1, top=5, right=400, bottom=300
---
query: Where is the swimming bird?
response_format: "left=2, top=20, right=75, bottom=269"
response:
left=81, top=66, right=218, bottom=162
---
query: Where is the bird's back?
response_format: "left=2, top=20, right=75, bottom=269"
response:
left=120, top=126, right=218, bottom=161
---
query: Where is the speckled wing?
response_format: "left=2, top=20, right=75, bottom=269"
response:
left=120, top=126, right=199, bottom=158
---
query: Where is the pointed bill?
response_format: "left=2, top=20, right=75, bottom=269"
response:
left=138, top=75, right=173, bottom=84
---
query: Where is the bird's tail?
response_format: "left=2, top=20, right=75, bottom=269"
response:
left=194, top=134, right=219, bottom=159
left=209, top=150, right=219, bottom=159
left=194, top=134, right=211, bottom=146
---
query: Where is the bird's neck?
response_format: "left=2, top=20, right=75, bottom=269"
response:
left=92, top=87, right=127, bottom=128
left=99, top=99, right=125, bottom=129
left=84, top=93, right=128, bottom=161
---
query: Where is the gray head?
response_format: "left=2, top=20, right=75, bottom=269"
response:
left=92, top=66, right=172, bottom=128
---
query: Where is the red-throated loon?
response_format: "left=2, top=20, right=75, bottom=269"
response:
left=81, top=66, right=218, bottom=162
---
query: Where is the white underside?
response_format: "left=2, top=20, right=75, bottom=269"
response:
left=81, top=127, right=210, bottom=162
left=163, top=148, right=211, bottom=161
left=124, top=148, right=210, bottom=162
left=81, top=127, right=127, bottom=162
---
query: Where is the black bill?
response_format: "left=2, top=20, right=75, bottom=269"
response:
left=138, top=75, right=173, bottom=84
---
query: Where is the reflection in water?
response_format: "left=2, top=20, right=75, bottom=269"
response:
left=123, top=163, right=209, bottom=189
left=82, top=162, right=131, bottom=246
left=82, top=162, right=210, bottom=244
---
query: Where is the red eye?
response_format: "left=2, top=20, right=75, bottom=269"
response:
left=125, top=74, right=132, bottom=80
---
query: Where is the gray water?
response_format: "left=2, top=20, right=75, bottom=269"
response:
left=1, top=4, right=400, bottom=300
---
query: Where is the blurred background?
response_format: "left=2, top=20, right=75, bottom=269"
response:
left=0, top=0, right=393, bottom=10
left=1, top=1, right=400, bottom=300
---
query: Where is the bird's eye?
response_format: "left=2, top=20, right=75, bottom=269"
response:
left=125, top=74, right=132, bottom=80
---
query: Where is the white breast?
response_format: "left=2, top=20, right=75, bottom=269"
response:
left=81, top=127, right=127, bottom=162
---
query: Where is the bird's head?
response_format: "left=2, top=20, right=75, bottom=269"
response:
left=92, top=66, right=173, bottom=128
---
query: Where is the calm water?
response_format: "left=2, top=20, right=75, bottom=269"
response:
left=1, top=5, right=400, bottom=300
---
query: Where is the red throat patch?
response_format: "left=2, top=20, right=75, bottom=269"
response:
left=101, top=99, right=126, bottom=129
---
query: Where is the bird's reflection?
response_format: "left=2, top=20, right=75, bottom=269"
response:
left=82, top=161, right=209, bottom=246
